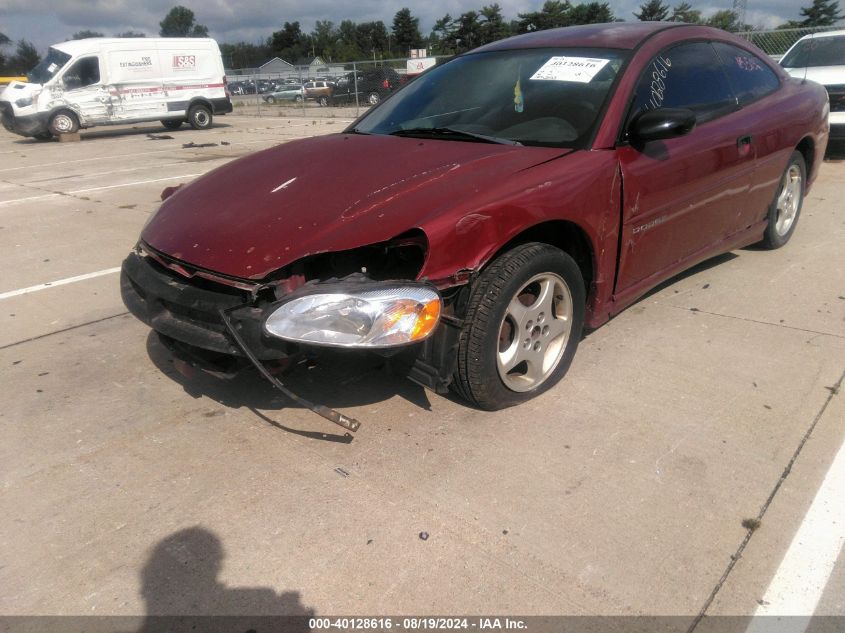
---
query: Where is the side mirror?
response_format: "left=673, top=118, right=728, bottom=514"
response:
left=629, top=108, right=696, bottom=143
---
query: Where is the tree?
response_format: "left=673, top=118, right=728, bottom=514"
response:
left=634, top=0, right=670, bottom=21
left=706, top=9, right=745, bottom=31
left=0, top=32, right=10, bottom=75
left=9, top=40, right=40, bottom=74
left=270, top=21, right=309, bottom=62
left=71, top=30, right=104, bottom=39
left=569, top=2, right=615, bottom=24
left=517, top=1, right=573, bottom=32
left=799, top=0, right=844, bottom=25
left=115, top=31, right=147, bottom=38
left=429, top=14, right=456, bottom=54
left=159, top=6, right=209, bottom=37
left=669, top=2, right=702, bottom=23
left=392, top=8, right=423, bottom=54
left=479, top=4, right=511, bottom=44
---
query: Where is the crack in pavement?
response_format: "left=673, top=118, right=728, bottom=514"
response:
left=670, top=304, right=845, bottom=340
left=0, top=312, right=129, bottom=351
left=686, top=369, right=845, bottom=633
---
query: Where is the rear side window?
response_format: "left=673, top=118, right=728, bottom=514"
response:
left=713, top=42, right=780, bottom=105
left=630, top=42, right=736, bottom=124
left=781, top=35, right=845, bottom=68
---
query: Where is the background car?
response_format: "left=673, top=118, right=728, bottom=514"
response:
left=304, top=80, right=335, bottom=106
left=263, top=84, right=305, bottom=104
left=781, top=29, right=845, bottom=139
left=330, top=68, right=401, bottom=105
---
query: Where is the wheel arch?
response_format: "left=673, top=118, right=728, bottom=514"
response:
left=482, top=220, right=595, bottom=302
left=795, top=135, right=814, bottom=186
left=188, top=97, right=214, bottom=113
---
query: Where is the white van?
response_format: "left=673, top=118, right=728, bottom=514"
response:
left=0, top=37, right=232, bottom=139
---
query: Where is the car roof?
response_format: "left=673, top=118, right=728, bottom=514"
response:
left=795, top=28, right=845, bottom=41
left=475, top=21, right=722, bottom=52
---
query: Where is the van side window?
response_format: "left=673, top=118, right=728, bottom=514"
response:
left=63, top=57, right=101, bottom=90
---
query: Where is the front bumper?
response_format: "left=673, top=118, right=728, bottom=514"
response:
left=120, top=251, right=294, bottom=361
left=0, top=102, right=47, bottom=137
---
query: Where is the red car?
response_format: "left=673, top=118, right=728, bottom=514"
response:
left=122, top=23, right=829, bottom=426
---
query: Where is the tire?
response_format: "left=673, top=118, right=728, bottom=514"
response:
left=294, top=95, right=303, bottom=103
left=161, top=119, right=183, bottom=130
left=760, top=150, right=806, bottom=249
left=366, top=92, right=380, bottom=105
left=48, top=111, right=79, bottom=135
left=187, top=104, right=213, bottom=130
left=265, top=96, right=276, bottom=104
left=452, top=243, right=585, bottom=410
left=318, top=96, right=328, bottom=106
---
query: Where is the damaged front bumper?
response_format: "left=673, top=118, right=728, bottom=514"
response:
left=0, top=103, right=48, bottom=137
left=121, top=248, right=464, bottom=397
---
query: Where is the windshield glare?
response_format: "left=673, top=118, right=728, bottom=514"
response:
left=781, top=36, right=845, bottom=68
left=355, top=48, right=627, bottom=148
left=27, top=47, right=72, bottom=84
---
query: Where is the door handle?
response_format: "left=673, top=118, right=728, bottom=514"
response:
left=736, top=135, right=752, bottom=148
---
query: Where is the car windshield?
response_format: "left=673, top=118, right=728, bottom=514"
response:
left=354, top=47, right=627, bottom=148
left=27, top=47, right=72, bottom=84
left=781, top=35, right=845, bottom=68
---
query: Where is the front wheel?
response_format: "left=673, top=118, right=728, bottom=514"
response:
left=452, top=243, right=585, bottom=410
left=366, top=92, right=380, bottom=105
left=318, top=96, right=328, bottom=106
left=759, top=150, right=806, bottom=249
left=187, top=104, right=213, bottom=130
left=48, top=111, right=79, bottom=135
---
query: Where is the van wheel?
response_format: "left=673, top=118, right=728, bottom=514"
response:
left=161, top=119, right=183, bottom=130
left=318, top=96, right=328, bottom=106
left=187, top=104, right=213, bottom=130
left=452, top=243, right=585, bottom=410
left=48, top=111, right=79, bottom=135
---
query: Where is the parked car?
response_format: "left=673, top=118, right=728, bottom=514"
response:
left=304, top=80, right=335, bottom=106
left=121, top=23, right=828, bottom=424
left=330, top=68, right=401, bottom=105
left=263, top=84, right=305, bottom=104
left=780, top=29, right=845, bottom=139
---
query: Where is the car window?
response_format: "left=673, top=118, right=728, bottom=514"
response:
left=712, top=42, right=780, bottom=106
left=781, top=35, right=845, bottom=68
left=63, top=57, right=100, bottom=89
left=630, top=42, right=736, bottom=124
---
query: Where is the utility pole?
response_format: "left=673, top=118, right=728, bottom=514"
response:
left=732, top=0, right=747, bottom=28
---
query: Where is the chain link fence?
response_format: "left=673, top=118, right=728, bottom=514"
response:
left=225, top=56, right=452, bottom=119
left=736, top=25, right=842, bottom=60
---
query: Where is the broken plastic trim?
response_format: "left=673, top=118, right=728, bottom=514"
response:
left=218, top=306, right=361, bottom=433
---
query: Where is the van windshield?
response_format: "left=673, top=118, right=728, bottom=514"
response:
left=27, top=48, right=72, bottom=84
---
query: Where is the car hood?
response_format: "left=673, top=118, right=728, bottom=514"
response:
left=141, top=133, right=571, bottom=280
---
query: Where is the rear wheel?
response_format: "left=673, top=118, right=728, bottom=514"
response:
left=294, top=95, right=303, bottom=103
left=265, top=96, right=276, bottom=104
left=187, top=104, right=212, bottom=130
left=366, top=92, right=380, bottom=105
left=48, top=111, right=79, bottom=135
left=161, top=119, right=183, bottom=130
left=318, top=96, right=328, bottom=106
left=452, top=243, right=585, bottom=410
left=760, top=150, right=805, bottom=249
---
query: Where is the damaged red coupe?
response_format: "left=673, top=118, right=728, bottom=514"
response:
left=122, top=23, right=829, bottom=425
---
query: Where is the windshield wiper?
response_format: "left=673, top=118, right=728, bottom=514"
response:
left=389, top=127, right=521, bottom=146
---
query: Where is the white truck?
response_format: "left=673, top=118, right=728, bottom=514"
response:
left=0, top=37, right=232, bottom=140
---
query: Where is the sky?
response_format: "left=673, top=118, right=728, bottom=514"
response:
left=0, top=0, right=813, bottom=56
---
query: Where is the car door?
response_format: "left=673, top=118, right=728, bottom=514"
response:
left=59, top=56, right=111, bottom=124
left=615, top=42, right=750, bottom=296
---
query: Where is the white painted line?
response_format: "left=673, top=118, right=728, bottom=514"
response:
left=0, top=174, right=203, bottom=207
left=746, top=437, right=845, bottom=631
left=0, top=267, right=121, bottom=300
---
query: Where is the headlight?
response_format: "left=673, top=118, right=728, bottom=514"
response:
left=264, top=285, right=441, bottom=348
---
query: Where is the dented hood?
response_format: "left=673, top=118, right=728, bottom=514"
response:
left=142, top=133, right=568, bottom=279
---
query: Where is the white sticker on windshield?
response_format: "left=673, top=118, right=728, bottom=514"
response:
left=530, top=56, right=610, bottom=83
left=47, top=63, right=58, bottom=73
